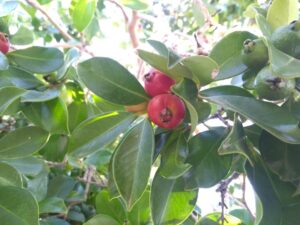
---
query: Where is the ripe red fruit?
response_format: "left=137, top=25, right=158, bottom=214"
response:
left=0, top=33, right=9, bottom=54
left=144, top=69, right=175, bottom=97
left=147, top=94, right=186, bottom=129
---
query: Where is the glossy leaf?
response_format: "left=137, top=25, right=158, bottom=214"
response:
left=0, top=162, right=22, bottom=187
left=39, top=197, right=67, bottom=214
left=22, top=98, right=69, bottom=134
left=138, top=49, right=192, bottom=81
left=147, top=39, right=169, bottom=57
left=172, top=78, right=199, bottom=136
left=68, top=112, right=135, bottom=157
left=113, top=119, right=154, bottom=209
left=10, top=26, right=34, bottom=45
left=40, top=134, right=68, bottom=162
left=255, top=14, right=273, bottom=38
left=0, top=126, right=49, bottom=159
left=185, top=128, right=232, bottom=189
left=83, top=214, right=120, bottom=225
left=27, top=169, right=49, bottom=201
left=266, top=0, right=298, bottom=30
left=71, top=0, right=97, bottom=32
left=57, top=48, right=80, bottom=80
left=151, top=173, right=197, bottom=225
left=0, top=186, right=39, bottom=225
left=259, top=131, right=300, bottom=182
left=0, top=86, right=25, bottom=115
left=199, top=213, right=245, bottom=225
left=200, top=86, right=300, bottom=144
left=128, top=190, right=151, bottom=225
left=21, top=89, right=61, bottom=102
left=216, top=55, right=248, bottom=80
left=67, top=102, right=89, bottom=132
left=47, top=176, right=76, bottom=199
left=8, top=47, right=64, bottom=74
left=78, top=57, right=148, bottom=105
left=182, top=55, right=217, bottom=85
left=160, top=132, right=191, bottom=179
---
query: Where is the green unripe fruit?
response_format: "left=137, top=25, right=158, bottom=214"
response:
left=241, top=39, right=268, bottom=68
left=271, top=20, right=300, bottom=58
left=255, top=66, right=295, bottom=101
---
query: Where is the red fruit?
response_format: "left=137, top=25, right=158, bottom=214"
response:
left=144, top=69, right=175, bottom=97
left=147, top=94, right=186, bottom=129
left=0, top=33, right=9, bottom=54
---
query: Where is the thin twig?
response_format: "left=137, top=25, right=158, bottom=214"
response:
left=216, top=172, right=240, bottom=225
left=241, top=174, right=256, bottom=220
left=107, top=0, right=129, bottom=25
left=83, top=166, right=95, bottom=200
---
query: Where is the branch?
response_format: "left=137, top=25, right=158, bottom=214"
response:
left=241, top=174, right=256, bottom=220
left=216, top=172, right=240, bottom=225
left=25, top=0, right=72, bottom=41
left=107, top=0, right=129, bottom=25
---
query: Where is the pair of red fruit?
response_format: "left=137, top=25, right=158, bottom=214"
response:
left=144, top=69, right=186, bottom=129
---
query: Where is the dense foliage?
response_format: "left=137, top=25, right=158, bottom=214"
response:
left=1, top=0, right=300, bottom=225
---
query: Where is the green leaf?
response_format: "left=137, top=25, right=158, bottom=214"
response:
left=0, top=52, right=8, bottom=70
left=147, top=39, right=169, bottom=57
left=128, top=190, right=151, bottom=225
left=21, top=89, right=61, bottom=102
left=172, top=78, right=199, bottom=136
left=40, top=134, right=68, bottom=162
left=10, top=26, right=34, bottom=45
left=47, top=176, right=76, bottom=199
left=198, top=213, right=245, bottom=225
left=210, top=31, right=257, bottom=65
left=95, top=190, right=126, bottom=223
left=151, top=173, right=197, bottom=225
left=27, top=169, right=49, bottom=201
left=39, top=197, right=67, bottom=214
left=113, top=119, right=154, bottom=210
left=78, top=57, right=149, bottom=105
left=0, top=1, right=18, bottom=17
left=138, top=49, right=192, bottom=81
left=200, top=86, right=300, bottom=144
left=218, top=115, right=253, bottom=165
left=0, top=126, right=49, bottom=159
left=215, top=55, right=248, bottom=80
left=83, top=214, right=120, bottom=225
left=68, top=112, right=135, bottom=157
left=41, top=217, right=70, bottom=225
left=8, top=47, right=64, bottom=74
left=255, top=14, right=273, bottom=38
left=159, top=132, right=191, bottom=179
left=266, top=39, right=300, bottom=78
left=185, top=128, right=232, bottom=189
left=22, top=98, right=69, bottom=134
left=67, top=102, right=88, bottom=132
left=259, top=131, right=300, bottom=182
left=181, top=56, right=218, bottom=85
left=57, top=48, right=80, bottom=80
left=70, top=0, right=97, bottom=32
left=0, top=162, right=22, bottom=187
left=0, top=67, right=42, bottom=89
left=0, top=86, right=25, bottom=115
left=120, top=0, right=150, bottom=10
left=246, top=151, right=300, bottom=225
left=192, top=0, right=205, bottom=27
left=0, top=186, right=39, bottom=225
left=266, top=0, right=298, bottom=30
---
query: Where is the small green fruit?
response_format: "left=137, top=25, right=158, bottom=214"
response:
left=241, top=39, right=268, bottom=68
left=255, top=66, right=295, bottom=101
left=271, top=20, right=300, bottom=58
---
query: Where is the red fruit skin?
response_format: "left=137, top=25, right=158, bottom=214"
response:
left=144, top=69, right=175, bottom=97
left=147, top=94, right=186, bottom=129
left=0, top=33, right=9, bottom=54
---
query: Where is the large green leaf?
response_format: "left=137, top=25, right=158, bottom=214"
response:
left=181, top=56, right=217, bottom=85
left=113, top=119, right=154, bottom=210
left=39, top=197, right=67, bottom=214
left=8, top=47, right=64, bottom=74
left=0, top=162, right=22, bottom=187
left=83, top=214, right=120, bottom=225
left=22, top=98, right=69, bottom=134
left=10, top=26, right=34, bottom=45
left=68, top=112, right=135, bottom=157
left=40, top=134, right=68, bottom=162
left=200, top=86, right=300, bottom=144
left=78, top=57, right=148, bottom=105
left=184, top=128, right=232, bottom=189
left=259, top=131, right=300, bottom=182
left=151, top=172, right=197, bottom=225
left=70, top=0, right=97, bottom=32
left=255, top=14, right=273, bottom=38
left=0, top=86, right=25, bottom=115
left=21, top=89, right=61, bottom=102
left=172, top=78, right=199, bottom=136
left=246, top=151, right=300, bottom=225
left=215, top=55, right=248, bottom=80
left=138, top=49, right=192, bottom=81
left=0, top=186, right=39, bottom=225
left=67, top=102, right=88, bottom=132
left=266, top=0, right=298, bottom=30
left=0, top=126, right=49, bottom=159
left=128, top=190, right=151, bottom=225
left=47, top=176, right=76, bottom=199
left=159, top=132, right=191, bottom=179
left=0, top=67, right=42, bottom=89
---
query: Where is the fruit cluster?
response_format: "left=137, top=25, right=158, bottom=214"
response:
left=126, top=69, right=186, bottom=129
left=241, top=20, right=300, bottom=101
